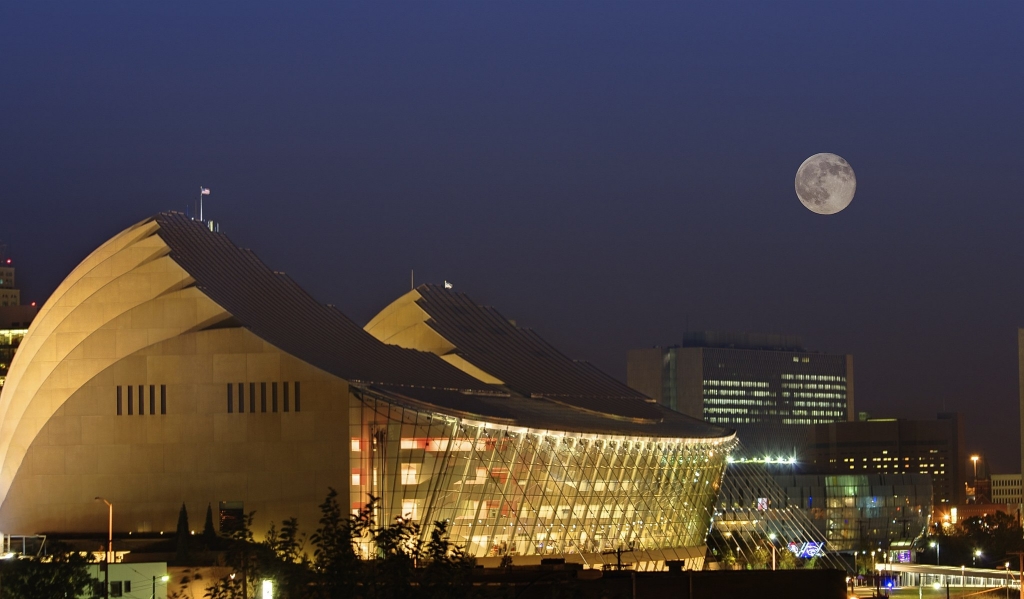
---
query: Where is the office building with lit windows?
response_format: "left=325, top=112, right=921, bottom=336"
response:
left=627, top=332, right=853, bottom=457
left=0, top=213, right=735, bottom=570
left=804, top=413, right=966, bottom=511
left=0, top=255, right=20, bottom=307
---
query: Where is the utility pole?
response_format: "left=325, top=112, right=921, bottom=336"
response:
left=95, top=497, right=113, bottom=599
left=1008, top=552, right=1024, bottom=599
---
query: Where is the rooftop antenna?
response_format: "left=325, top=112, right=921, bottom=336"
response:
left=411, top=270, right=414, bottom=290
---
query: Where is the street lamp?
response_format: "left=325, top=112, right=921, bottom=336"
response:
left=974, top=549, right=982, bottom=567
left=95, top=497, right=113, bottom=599
left=768, top=533, right=778, bottom=571
left=971, top=455, right=980, bottom=480
left=930, top=540, right=940, bottom=566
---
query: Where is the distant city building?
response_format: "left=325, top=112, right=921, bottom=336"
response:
left=805, top=413, right=967, bottom=511
left=955, top=503, right=1013, bottom=523
left=714, top=472, right=931, bottom=554
left=0, top=260, right=18, bottom=307
left=628, top=331, right=853, bottom=457
left=991, top=474, right=1022, bottom=507
left=0, top=251, right=37, bottom=390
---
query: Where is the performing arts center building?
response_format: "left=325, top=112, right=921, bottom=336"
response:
left=0, top=213, right=735, bottom=569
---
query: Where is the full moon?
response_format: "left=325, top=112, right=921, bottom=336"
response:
left=794, top=153, right=856, bottom=215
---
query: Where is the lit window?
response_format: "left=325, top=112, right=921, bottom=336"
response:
left=401, top=499, right=421, bottom=520
left=351, top=438, right=361, bottom=452
left=351, top=470, right=361, bottom=486
left=401, top=463, right=420, bottom=485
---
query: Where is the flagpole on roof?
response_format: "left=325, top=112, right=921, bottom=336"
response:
left=200, top=187, right=210, bottom=222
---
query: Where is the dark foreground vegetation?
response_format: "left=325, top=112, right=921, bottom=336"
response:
left=183, top=489, right=478, bottom=599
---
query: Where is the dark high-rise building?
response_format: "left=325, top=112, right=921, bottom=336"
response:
left=804, top=413, right=966, bottom=511
left=628, top=332, right=853, bottom=457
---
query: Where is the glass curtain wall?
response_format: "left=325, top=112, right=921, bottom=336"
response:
left=349, top=392, right=733, bottom=568
left=824, top=474, right=931, bottom=552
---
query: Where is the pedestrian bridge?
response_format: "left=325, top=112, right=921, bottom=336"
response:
left=875, top=563, right=1020, bottom=592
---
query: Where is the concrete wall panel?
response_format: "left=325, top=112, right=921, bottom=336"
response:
left=0, top=219, right=350, bottom=538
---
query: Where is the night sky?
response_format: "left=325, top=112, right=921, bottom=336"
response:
left=2, top=2, right=1023, bottom=471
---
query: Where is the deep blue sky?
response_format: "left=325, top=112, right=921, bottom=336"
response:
left=2, top=2, right=1022, bottom=471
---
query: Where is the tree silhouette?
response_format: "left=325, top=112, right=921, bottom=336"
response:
left=203, top=503, right=218, bottom=548
left=175, top=503, right=190, bottom=562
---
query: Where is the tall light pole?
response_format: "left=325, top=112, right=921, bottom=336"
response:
left=930, top=540, right=940, bottom=566
left=153, top=574, right=169, bottom=599
left=971, top=455, right=980, bottom=481
left=95, top=497, right=112, bottom=599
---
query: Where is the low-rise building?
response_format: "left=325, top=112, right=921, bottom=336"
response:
left=85, top=562, right=169, bottom=599
left=805, top=413, right=966, bottom=513
left=714, top=471, right=931, bottom=555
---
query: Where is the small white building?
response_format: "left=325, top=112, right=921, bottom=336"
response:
left=85, top=562, right=169, bottom=599
left=991, top=473, right=1022, bottom=505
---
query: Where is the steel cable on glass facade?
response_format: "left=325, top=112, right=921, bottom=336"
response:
left=707, top=449, right=850, bottom=571
left=349, top=388, right=733, bottom=569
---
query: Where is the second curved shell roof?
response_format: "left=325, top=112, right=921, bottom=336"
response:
left=152, top=212, right=731, bottom=439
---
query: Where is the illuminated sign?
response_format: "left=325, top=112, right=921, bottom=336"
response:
left=787, top=542, right=823, bottom=558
